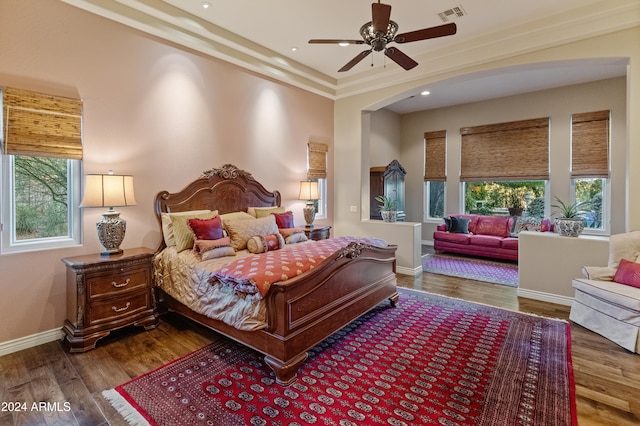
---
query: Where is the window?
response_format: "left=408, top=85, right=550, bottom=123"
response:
left=425, top=181, right=445, bottom=219
left=463, top=181, right=547, bottom=217
left=307, top=141, right=328, bottom=219
left=573, top=177, right=607, bottom=231
left=1, top=86, right=83, bottom=253
left=424, top=130, right=446, bottom=220
left=571, top=110, right=610, bottom=234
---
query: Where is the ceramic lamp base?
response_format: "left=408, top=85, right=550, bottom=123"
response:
left=96, top=210, right=126, bottom=256
left=303, top=203, right=316, bottom=228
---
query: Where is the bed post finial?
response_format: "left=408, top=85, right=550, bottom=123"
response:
left=201, top=164, right=253, bottom=180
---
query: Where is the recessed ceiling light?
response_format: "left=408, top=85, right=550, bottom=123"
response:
left=201, top=2, right=211, bottom=9
left=421, top=90, right=431, bottom=96
left=291, top=46, right=298, bottom=52
left=338, top=42, right=350, bottom=47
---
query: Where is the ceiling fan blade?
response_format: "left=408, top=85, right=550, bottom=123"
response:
left=309, top=39, right=365, bottom=45
left=338, top=50, right=372, bottom=72
left=384, top=47, right=418, bottom=70
left=372, top=2, right=392, bottom=34
left=394, top=22, right=457, bottom=43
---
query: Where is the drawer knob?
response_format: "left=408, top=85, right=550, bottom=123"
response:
left=112, top=302, right=131, bottom=313
left=112, top=278, right=131, bottom=288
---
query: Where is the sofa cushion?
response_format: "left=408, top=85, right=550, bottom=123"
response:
left=501, top=237, right=519, bottom=250
left=450, top=216, right=471, bottom=233
left=434, top=230, right=470, bottom=245
left=475, top=215, right=510, bottom=237
left=573, top=278, right=640, bottom=312
left=469, top=234, right=503, bottom=248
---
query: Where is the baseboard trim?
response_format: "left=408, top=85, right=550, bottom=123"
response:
left=397, top=265, right=423, bottom=276
left=517, top=288, right=574, bottom=307
left=0, top=328, right=65, bottom=357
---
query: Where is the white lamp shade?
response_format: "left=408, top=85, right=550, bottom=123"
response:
left=80, top=174, right=137, bottom=208
left=298, top=181, right=320, bottom=201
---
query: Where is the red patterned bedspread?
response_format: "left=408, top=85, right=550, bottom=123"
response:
left=213, top=236, right=387, bottom=298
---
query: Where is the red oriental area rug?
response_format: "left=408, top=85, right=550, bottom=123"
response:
left=103, top=288, right=576, bottom=426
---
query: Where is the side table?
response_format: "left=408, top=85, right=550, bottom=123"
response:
left=62, top=247, right=158, bottom=352
left=305, top=225, right=332, bottom=241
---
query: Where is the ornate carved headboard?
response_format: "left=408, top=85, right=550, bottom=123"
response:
left=154, top=164, right=282, bottom=250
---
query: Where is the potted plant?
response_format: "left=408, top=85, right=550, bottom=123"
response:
left=375, top=195, right=397, bottom=223
left=507, top=191, right=525, bottom=216
left=551, top=196, right=590, bottom=237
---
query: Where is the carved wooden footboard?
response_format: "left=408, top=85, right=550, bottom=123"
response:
left=154, top=165, right=398, bottom=385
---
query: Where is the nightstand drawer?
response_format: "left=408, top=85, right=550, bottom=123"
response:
left=87, top=268, right=149, bottom=298
left=86, top=290, right=151, bottom=326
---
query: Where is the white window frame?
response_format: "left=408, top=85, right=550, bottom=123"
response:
left=571, top=177, right=610, bottom=236
left=423, top=181, right=446, bottom=222
left=1, top=155, right=82, bottom=253
left=314, top=178, right=327, bottom=219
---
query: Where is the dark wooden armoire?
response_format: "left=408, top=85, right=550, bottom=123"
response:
left=370, top=159, right=406, bottom=221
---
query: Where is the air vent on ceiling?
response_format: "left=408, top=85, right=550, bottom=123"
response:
left=438, top=5, right=466, bottom=22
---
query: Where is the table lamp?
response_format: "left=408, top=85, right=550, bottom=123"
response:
left=80, top=171, right=137, bottom=255
left=298, top=181, right=320, bottom=228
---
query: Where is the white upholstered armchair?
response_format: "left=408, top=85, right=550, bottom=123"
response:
left=570, top=231, right=640, bottom=353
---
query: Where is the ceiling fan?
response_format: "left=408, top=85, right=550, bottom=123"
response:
left=309, top=1, right=457, bottom=72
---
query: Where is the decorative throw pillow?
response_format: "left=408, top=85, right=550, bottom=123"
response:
left=193, top=237, right=231, bottom=253
left=279, top=227, right=305, bottom=237
left=247, top=233, right=285, bottom=253
left=510, top=216, right=543, bottom=237
left=247, top=206, right=286, bottom=218
left=201, top=246, right=236, bottom=261
left=161, top=209, right=213, bottom=247
left=285, top=232, right=308, bottom=244
left=223, top=215, right=279, bottom=250
left=273, top=211, right=294, bottom=229
left=613, top=259, right=640, bottom=288
left=188, top=216, right=224, bottom=241
left=220, top=211, right=255, bottom=222
left=170, top=211, right=218, bottom=252
left=443, top=217, right=452, bottom=231
left=450, top=216, right=471, bottom=234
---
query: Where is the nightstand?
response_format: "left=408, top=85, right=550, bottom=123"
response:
left=62, top=247, right=158, bottom=353
left=305, top=225, right=332, bottom=241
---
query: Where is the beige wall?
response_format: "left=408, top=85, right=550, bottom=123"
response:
left=400, top=77, right=627, bottom=240
left=0, top=1, right=333, bottom=344
left=334, top=27, right=640, bottom=263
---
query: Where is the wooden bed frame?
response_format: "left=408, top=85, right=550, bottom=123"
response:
left=153, top=164, right=398, bottom=385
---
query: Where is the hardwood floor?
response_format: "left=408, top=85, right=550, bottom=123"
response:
left=1, top=272, right=639, bottom=425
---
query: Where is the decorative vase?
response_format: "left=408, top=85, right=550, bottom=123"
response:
left=380, top=210, right=397, bottom=223
left=554, top=218, right=585, bottom=237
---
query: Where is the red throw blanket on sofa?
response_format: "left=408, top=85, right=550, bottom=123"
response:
left=213, top=236, right=386, bottom=297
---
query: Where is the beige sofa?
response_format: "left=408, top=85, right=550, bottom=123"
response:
left=570, top=231, right=640, bottom=353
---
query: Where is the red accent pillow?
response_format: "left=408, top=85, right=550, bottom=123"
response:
left=273, top=211, right=294, bottom=229
left=188, top=216, right=223, bottom=240
left=613, top=259, right=640, bottom=288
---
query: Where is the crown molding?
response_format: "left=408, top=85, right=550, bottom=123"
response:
left=62, top=0, right=639, bottom=101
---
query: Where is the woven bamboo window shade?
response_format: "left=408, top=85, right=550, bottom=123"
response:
left=424, top=130, right=447, bottom=181
left=460, top=117, right=549, bottom=181
left=2, top=87, right=83, bottom=160
left=571, top=110, right=610, bottom=178
left=307, top=141, right=328, bottom=179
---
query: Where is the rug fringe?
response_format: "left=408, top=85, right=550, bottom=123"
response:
left=102, top=389, right=151, bottom=426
